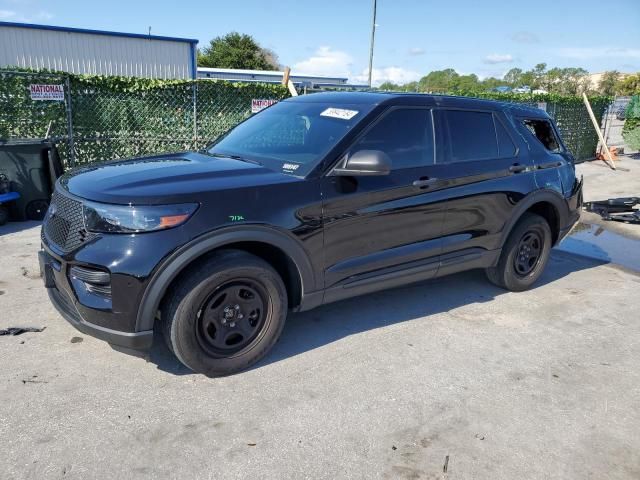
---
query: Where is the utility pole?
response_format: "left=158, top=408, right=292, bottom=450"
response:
left=367, top=0, right=377, bottom=88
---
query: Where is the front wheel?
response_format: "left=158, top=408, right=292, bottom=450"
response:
left=162, top=250, right=288, bottom=376
left=486, top=213, right=552, bottom=291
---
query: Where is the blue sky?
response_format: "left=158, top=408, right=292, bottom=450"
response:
left=1, top=0, right=639, bottom=85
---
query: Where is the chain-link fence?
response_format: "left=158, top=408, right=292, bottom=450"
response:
left=0, top=71, right=70, bottom=140
left=1, top=69, right=612, bottom=168
left=1, top=70, right=289, bottom=168
left=601, top=96, right=636, bottom=154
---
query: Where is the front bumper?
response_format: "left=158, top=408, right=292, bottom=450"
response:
left=39, top=247, right=154, bottom=350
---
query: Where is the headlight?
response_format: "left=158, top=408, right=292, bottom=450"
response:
left=83, top=202, right=198, bottom=233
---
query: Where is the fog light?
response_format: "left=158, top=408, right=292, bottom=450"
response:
left=70, top=266, right=110, bottom=285
left=84, top=283, right=112, bottom=296
left=69, top=265, right=112, bottom=301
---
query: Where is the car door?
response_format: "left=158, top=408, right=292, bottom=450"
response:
left=425, top=108, right=538, bottom=260
left=321, top=107, right=446, bottom=299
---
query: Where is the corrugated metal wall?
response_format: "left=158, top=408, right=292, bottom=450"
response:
left=197, top=68, right=348, bottom=85
left=0, top=25, right=194, bottom=79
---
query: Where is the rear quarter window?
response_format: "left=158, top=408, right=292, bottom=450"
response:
left=522, top=119, right=561, bottom=152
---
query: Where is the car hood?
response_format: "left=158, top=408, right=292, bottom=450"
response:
left=60, top=151, right=300, bottom=204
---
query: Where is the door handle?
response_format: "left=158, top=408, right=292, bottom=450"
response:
left=537, top=161, right=563, bottom=170
left=509, top=164, right=527, bottom=173
left=413, top=177, right=439, bottom=188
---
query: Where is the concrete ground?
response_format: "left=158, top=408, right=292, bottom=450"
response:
left=1, top=160, right=640, bottom=480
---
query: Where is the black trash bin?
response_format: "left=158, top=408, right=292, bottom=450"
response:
left=0, top=139, right=64, bottom=221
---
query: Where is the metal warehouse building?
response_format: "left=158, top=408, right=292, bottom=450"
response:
left=197, top=67, right=368, bottom=90
left=0, top=21, right=198, bottom=79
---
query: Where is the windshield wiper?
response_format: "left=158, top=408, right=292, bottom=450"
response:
left=208, top=152, right=262, bottom=166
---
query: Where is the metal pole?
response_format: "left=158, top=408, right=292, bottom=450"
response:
left=64, top=75, right=76, bottom=167
left=367, top=0, right=377, bottom=88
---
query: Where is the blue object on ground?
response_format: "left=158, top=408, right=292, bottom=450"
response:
left=0, top=191, right=20, bottom=203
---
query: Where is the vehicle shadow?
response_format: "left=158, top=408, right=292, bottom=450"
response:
left=0, top=220, right=42, bottom=235
left=143, top=249, right=607, bottom=376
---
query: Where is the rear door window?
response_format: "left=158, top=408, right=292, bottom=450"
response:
left=495, top=117, right=517, bottom=157
left=441, top=110, right=498, bottom=162
left=522, top=119, right=561, bottom=152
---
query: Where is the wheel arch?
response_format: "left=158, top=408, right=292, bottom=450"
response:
left=501, top=189, right=569, bottom=247
left=135, top=225, right=318, bottom=332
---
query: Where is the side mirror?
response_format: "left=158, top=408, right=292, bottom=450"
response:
left=333, top=150, right=392, bottom=176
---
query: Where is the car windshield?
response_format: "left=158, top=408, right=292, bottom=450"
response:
left=207, top=101, right=373, bottom=176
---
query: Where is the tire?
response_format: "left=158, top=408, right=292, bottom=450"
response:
left=486, top=213, right=552, bottom=292
left=161, top=250, right=288, bottom=376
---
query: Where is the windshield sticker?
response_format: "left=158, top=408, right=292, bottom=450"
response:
left=282, top=163, right=300, bottom=173
left=320, top=108, right=359, bottom=120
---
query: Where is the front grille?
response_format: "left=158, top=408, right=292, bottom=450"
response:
left=43, top=190, right=97, bottom=253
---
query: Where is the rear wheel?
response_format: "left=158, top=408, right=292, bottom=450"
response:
left=162, top=250, right=287, bottom=376
left=486, top=213, right=552, bottom=291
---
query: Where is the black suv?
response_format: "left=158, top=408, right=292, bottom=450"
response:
left=40, top=92, right=582, bottom=375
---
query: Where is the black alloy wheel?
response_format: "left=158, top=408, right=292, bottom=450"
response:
left=513, top=229, right=543, bottom=276
left=196, top=280, right=268, bottom=357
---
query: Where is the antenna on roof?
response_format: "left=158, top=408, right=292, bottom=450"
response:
left=148, top=26, right=151, bottom=36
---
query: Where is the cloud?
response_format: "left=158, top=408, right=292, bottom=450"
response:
left=408, top=47, right=426, bottom=56
left=0, top=10, right=16, bottom=19
left=293, top=46, right=420, bottom=86
left=353, top=66, right=421, bottom=86
left=35, top=10, right=53, bottom=21
left=483, top=53, right=514, bottom=64
left=0, top=8, right=53, bottom=22
left=510, top=31, right=539, bottom=44
left=293, top=46, right=353, bottom=78
left=557, top=47, right=640, bottom=59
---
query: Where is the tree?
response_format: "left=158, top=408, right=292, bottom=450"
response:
left=403, top=81, right=419, bottom=92
left=198, top=32, right=278, bottom=70
left=598, top=71, right=620, bottom=96
left=481, top=77, right=503, bottom=90
left=519, top=70, right=535, bottom=88
left=456, top=73, right=480, bottom=91
left=378, top=81, right=400, bottom=91
left=617, top=73, right=640, bottom=95
left=503, top=68, right=523, bottom=87
left=261, top=48, right=282, bottom=70
left=371, top=64, right=615, bottom=96
left=542, top=67, right=588, bottom=94
left=416, top=69, right=482, bottom=92
left=418, top=68, right=459, bottom=92
left=531, top=63, right=547, bottom=88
